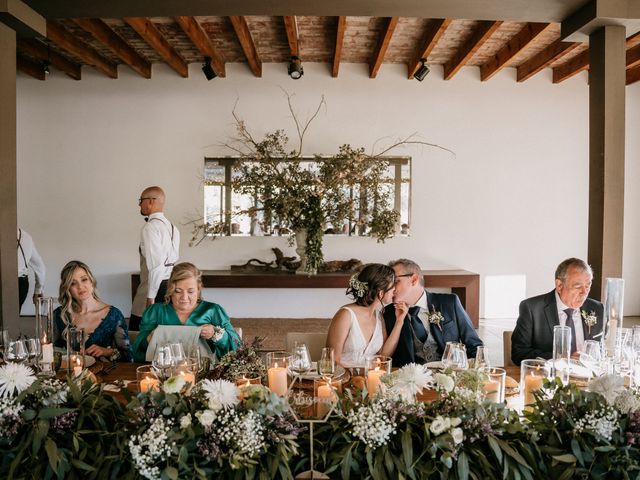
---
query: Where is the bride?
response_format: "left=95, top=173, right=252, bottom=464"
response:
left=326, top=263, right=407, bottom=368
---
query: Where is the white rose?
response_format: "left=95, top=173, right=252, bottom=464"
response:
left=208, top=398, right=223, bottom=412
left=196, top=409, right=216, bottom=427
left=430, top=415, right=451, bottom=436
left=451, top=427, right=464, bottom=444
left=434, top=373, right=454, bottom=393
left=179, top=413, right=192, bottom=429
left=450, top=417, right=461, bottom=427
left=163, top=375, right=186, bottom=394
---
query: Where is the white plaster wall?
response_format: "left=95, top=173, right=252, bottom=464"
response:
left=15, top=62, right=639, bottom=319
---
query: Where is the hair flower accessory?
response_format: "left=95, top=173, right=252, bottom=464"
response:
left=426, top=305, right=444, bottom=331
left=581, top=310, right=597, bottom=334
left=349, top=274, right=369, bottom=298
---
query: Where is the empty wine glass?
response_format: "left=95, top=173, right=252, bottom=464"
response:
left=152, top=344, right=173, bottom=380
left=169, top=343, right=185, bottom=363
left=442, top=342, right=468, bottom=370
left=6, top=340, right=28, bottom=364
left=26, top=338, right=41, bottom=368
left=290, top=342, right=312, bottom=376
left=475, top=346, right=490, bottom=369
left=318, top=347, right=335, bottom=379
left=188, top=344, right=211, bottom=381
left=580, top=340, right=603, bottom=375
left=0, top=330, right=9, bottom=362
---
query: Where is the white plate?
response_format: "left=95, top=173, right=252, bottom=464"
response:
left=425, top=361, right=444, bottom=369
left=60, top=355, right=96, bottom=368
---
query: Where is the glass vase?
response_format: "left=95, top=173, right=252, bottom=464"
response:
left=35, top=297, right=55, bottom=377
left=602, top=278, right=624, bottom=358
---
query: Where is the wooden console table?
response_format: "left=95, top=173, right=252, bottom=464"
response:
left=131, top=269, right=480, bottom=327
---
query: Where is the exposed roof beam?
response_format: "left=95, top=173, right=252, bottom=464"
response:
left=124, top=17, right=188, bottom=77
left=517, top=39, right=580, bottom=82
left=480, top=22, right=550, bottom=81
left=283, top=15, right=299, bottom=57
left=332, top=15, right=346, bottom=77
left=627, top=43, right=640, bottom=70
left=175, top=16, right=225, bottom=77
left=370, top=16, right=398, bottom=78
left=229, top=15, right=261, bottom=77
left=444, top=20, right=502, bottom=80
left=46, top=20, right=117, bottom=78
left=552, top=49, right=588, bottom=83
left=17, top=38, right=81, bottom=80
left=73, top=18, right=151, bottom=78
left=1, top=0, right=45, bottom=37
left=408, top=18, right=450, bottom=79
left=627, top=64, right=640, bottom=85
left=17, top=53, right=45, bottom=80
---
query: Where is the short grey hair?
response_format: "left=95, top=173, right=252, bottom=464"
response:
left=388, top=258, right=424, bottom=286
left=555, top=258, right=593, bottom=283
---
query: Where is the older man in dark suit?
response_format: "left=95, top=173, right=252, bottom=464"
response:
left=383, top=258, right=483, bottom=368
left=511, top=258, right=604, bottom=366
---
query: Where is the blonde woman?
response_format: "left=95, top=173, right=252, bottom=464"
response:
left=53, top=260, right=132, bottom=361
left=131, top=262, right=239, bottom=362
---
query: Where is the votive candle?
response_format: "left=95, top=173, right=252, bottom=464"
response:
left=366, top=367, right=384, bottom=395
left=316, top=382, right=335, bottom=417
left=140, top=376, right=160, bottom=393
left=268, top=363, right=288, bottom=396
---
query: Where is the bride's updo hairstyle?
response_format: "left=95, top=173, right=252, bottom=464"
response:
left=346, top=263, right=396, bottom=306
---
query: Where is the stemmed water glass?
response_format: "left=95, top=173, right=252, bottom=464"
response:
left=475, top=346, right=490, bottom=369
left=0, top=330, right=9, bottom=362
left=152, top=343, right=174, bottom=380
left=317, top=347, right=335, bottom=380
left=442, top=342, right=468, bottom=370
left=580, top=340, right=603, bottom=375
left=188, top=344, right=211, bottom=381
left=290, top=342, right=312, bottom=377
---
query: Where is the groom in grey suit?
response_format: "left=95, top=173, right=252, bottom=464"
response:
left=511, top=258, right=604, bottom=366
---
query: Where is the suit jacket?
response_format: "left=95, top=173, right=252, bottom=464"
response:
left=383, top=291, right=483, bottom=368
left=510, top=290, right=604, bottom=366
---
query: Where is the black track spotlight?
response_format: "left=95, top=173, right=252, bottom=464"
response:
left=42, top=60, right=50, bottom=75
left=414, top=59, right=430, bottom=82
left=288, top=56, right=304, bottom=79
left=201, top=57, right=217, bottom=80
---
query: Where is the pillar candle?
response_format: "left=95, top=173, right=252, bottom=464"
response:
left=268, top=365, right=288, bottom=396
left=483, top=380, right=500, bottom=402
left=41, top=343, right=54, bottom=363
left=523, top=374, right=544, bottom=405
left=140, top=376, right=160, bottom=393
left=178, top=371, right=196, bottom=386
left=367, top=368, right=384, bottom=396
left=316, top=383, right=335, bottom=417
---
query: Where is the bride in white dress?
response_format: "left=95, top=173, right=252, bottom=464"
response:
left=326, top=263, right=408, bottom=368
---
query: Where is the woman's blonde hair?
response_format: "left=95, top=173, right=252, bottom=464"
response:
left=164, top=262, right=203, bottom=303
left=58, top=260, right=102, bottom=324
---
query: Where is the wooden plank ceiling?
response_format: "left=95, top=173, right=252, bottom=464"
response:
left=15, top=15, right=640, bottom=85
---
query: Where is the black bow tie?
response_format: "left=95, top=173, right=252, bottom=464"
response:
left=144, top=217, right=149, bottom=222
left=408, top=305, right=422, bottom=316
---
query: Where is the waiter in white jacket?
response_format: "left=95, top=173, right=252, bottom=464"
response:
left=17, top=228, right=46, bottom=312
left=129, top=186, right=180, bottom=330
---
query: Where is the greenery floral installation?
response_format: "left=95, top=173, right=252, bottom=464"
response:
left=208, top=336, right=267, bottom=383
left=191, top=92, right=452, bottom=274
left=0, top=363, right=130, bottom=480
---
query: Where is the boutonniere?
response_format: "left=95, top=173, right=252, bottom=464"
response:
left=426, top=306, right=444, bottom=331
left=581, top=310, right=597, bottom=334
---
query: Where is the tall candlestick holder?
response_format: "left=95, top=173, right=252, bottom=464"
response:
left=65, top=324, right=86, bottom=376
left=35, top=297, right=55, bottom=377
left=602, top=278, right=625, bottom=359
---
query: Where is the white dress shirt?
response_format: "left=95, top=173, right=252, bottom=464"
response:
left=141, top=212, right=180, bottom=298
left=555, top=291, right=584, bottom=352
left=17, top=228, right=46, bottom=294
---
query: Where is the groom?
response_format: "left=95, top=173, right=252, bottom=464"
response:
left=383, top=258, right=483, bottom=367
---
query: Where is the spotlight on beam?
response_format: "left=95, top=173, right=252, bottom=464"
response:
left=202, top=57, right=217, bottom=80
left=414, top=59, right=430, bottom=82
left=288, top=56, right=304, bottom=80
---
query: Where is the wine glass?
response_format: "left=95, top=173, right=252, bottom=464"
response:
left=188, top=344, right=211, bottom=381
left=474, top=346, right=490, bottom=369
left=26, top=338, right=41, bottom=368
left=169, top=343, right=185, bottom=363
left=6, top=340, right=28, bottom=364
left=442, top=342, right=468, bottom=370
left=152, top=344, right=173, bottom=380
left=290, top=342, right=312, bottom=377
left=317, top=347, right=335, bottom=380
left=580, top=340, right=603, bottom=375
left=0, top=330, right=9, bottom=362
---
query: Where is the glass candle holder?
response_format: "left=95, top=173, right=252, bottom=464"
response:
left=35, top=297, right=55, bottom=376
left=313, top=377, right=340, bottom=418
left=482, top=367, right=506, bottom=403
left=520, top=359, right=550, bottom=406
left=66, top=326, right=85, bottom=375
left=137, top=365, right=161, bottom=393
left=552, top=325, right=571, bottom=384
left=172, top=359, right=197, bottom=387
left=235, top=373, right=262, bottom=400
left=266, top=351, right=290, bottom=396
left=603, top=278, right=625, bottom=358
left=365, top=355, right=392, bottom=396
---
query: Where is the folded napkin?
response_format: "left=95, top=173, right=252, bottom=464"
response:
left=145, top=325, right=215, bottom=362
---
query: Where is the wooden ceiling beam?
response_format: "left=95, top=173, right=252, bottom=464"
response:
left=552, top=49, right=588, bottom=83
left=332, top=15, right=346, bottom=78
left=73, top=18, right=150, bottom=78
left=369, top=16, right=398, bottom=78
left=229, top=16, right=262, bottom=77
left=283, top=16, right=299, bottom=58
left=626, top=43, right=640, bottom=70
left=17, top=54, right=45, bottom=80
left=17, top=38, right=81, bottom=80
left=175, top=16, right=226, bottom=77
left=627, top=64, right=640, bottom=85
left=480, top=22, right=551, bottom=81
left=517, top=39, right=580, bottom=82
left=124, top=17, right=188, bottom=77
left=408, top=18, right=450, bottom=79
left=444, top=20, right=502, bottom=80
left=46, top=20, right=117, bottom=78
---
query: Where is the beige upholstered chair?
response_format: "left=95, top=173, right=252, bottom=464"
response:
left=503, top=330, right=515, bottom=367
left=128, top=330, right=139, bottom=344
left=235, top=327, right=243, bottom=340
left=285, top=332, right=327, bottom=361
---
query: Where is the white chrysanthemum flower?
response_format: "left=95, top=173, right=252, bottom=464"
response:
left=162, top=375, right=186, bottom=394
left=451, top=427, right=464, bottom=444
left=0, top=363, right=36, bottom=398
left=393, top=363, right=433, bottom=396
left=200, top=379, right=239, bottom=412
left=196, top=409, right=216, bottom=427
left=434, top=373, right=454, bottom=393
left=588, top=374, right=625, bottom=405
left=179, top=413, right=192, bottom=429
left=430, top=415, right=451, bottom=436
